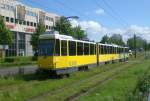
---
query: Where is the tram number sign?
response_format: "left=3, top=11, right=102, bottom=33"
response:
left=69, top=61, right=77, bottom=66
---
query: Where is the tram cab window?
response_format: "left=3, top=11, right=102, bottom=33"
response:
left=77, top=42, right=83, bottom=55
left=61, top=40, right=67, bottom=56
left=55, top=39, right=60, bottom=56
left=84, top=43, right=89, bottom=55
left=38, top=39, right=54, bottom=56
left=69, top=41, right=76, bottom=56
left=90, top=44, right=95, bottom=55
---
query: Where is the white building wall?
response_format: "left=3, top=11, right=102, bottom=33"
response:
left=0, top=0, right=60, bottom=57
left=25, top=34, right=33, bottom=56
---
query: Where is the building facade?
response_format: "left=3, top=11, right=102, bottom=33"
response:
left=0, top=0, right=60, bottom=57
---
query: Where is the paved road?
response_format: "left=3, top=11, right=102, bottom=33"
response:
left=0, top=65, right=38, bottom=77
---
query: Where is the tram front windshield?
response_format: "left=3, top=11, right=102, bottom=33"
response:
left=38, top=39, right=54, bottom=56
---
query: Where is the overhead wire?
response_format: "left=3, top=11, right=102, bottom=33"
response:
left=93, top=0, right=128, bottom=28
left=102, top=0, right=129, bottom=26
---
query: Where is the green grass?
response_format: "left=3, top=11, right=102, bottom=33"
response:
left=78, top=60, right=150, bottom=101
left=0, top=53, right=148, bottom=101
left=0, top=62, right=127, bottom=101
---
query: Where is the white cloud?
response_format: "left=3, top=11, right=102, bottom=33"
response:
left=71, top=20, right=150, bottom=42
left=95, top=8, right=105, bottom=15
left=71, top=20, right=107, bottom=41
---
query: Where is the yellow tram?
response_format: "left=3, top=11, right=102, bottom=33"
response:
left=37, top=31, right=129, bottom=75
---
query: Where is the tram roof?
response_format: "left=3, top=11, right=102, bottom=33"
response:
left=39, top=31, right=129, bottom=48
left=39, top=32, right=96, bottom=44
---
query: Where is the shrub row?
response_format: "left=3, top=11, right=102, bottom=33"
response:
left=3, top=56, right=37, bottom=63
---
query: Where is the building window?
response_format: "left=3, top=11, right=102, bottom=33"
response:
left=61, top=40, right=67, bottom=56
left=15, top=19, right=18, bottom=24
left=30, top=22, right=33, bottom=26
left=34, top=23, right=37, bottom=27
left=19, top=20, right=22, bottom=25
left=77, top=42, right=83, bottom=55
left=46, top=25, right=48, bottom=29
left=69, top=41, right=76, bottom=56
left=49, top=26, right=51, bottom=30
left=27, top=21, right=30, bottom=26
left=26, top=10, right=37, bottom=17
left=23, top=21, right=26, bottom=25
left=6, top=17, right=9, bottom=22
left=0, top=4, right=15, bottom=12
left=45, top=16, right=54, bottom=22
left=10, top=18, right=14, bottom=23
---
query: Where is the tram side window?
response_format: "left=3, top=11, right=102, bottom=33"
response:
left=94, top=45, right=96, bottom=55
left=99, top=45, right=101, bottom=54
left=101, top=45, right=104, bottom=54
left=90, top=44, right=94, bottom=55
left=119, top=48, right=121, bottom=54
left=77, top=42, right=83, bottom=55
left=55, top=39, right=60, bottom=56
left=117, top=47, right=118, bottom=54
left=112, top=46, right=114, bottom=54
left=104, top=46, right=107, bottom=54
left=110, top=46, right=113, bottom=54
left=61, top=40, right=67, bottom=56
left=114, top=47, right=116, bottom=54
left=69, top=41, right=76, bottom=56
left=121, top=48, right=123, bottom=53
left=123, top=48, right=125, bottom=53
left=108, top=46, right=110, bottom=54
left=126, top=48, right=128, bottom=53
left=84, top=43, right=89, bottom=55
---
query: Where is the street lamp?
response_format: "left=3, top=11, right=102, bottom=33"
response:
left=64, top=16, right=79, bottom=20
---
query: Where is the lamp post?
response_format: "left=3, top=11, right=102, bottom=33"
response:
left=64, top=16, right=79, bottom=20
left=134, top=34, right=136, bottom=58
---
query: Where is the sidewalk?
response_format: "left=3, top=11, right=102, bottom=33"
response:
left=0, top=65, right=38, bottom=77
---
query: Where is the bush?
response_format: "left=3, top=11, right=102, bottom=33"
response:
left=4, top=57, right=15, bottom=63
left=32, top=56, right=38, bottom=61
left=3, top=56, right=36, bottom=63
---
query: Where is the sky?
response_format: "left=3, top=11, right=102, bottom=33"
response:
left=20, top=0, right=150, bottom=42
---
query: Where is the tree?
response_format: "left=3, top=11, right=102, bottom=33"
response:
left=54, top=16, right=86, bottom=40
left=72, top=26, right=87, bottom=40
left=30, top=22, right=46, bottom=52
left=0, top=16, right=13, bottom=58
left=110, top=34, right=125, bottom=46
left=100, top=35, right=110, bottom=44
left=0, top=16, right=12, bottom=45
left=54, top=16, right=73, bottom=35
left=127, top=36, right=146, bottom=50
